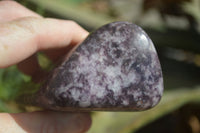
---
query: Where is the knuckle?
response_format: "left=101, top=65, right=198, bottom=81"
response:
left=68, top=20, right=79, bottom=27
left=14, top=17, right=39, bottom=35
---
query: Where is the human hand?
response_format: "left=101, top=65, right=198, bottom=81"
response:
left=0, top=1, right=91, bottom=133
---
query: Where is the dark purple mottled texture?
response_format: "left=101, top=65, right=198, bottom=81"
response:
left=35, top=21, right=163, bottom=111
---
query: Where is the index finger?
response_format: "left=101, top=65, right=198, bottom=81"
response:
left=0, top=17, right=89, bottom=68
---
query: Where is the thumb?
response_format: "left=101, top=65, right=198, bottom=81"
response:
left=0, top=111, right=91, bottom=133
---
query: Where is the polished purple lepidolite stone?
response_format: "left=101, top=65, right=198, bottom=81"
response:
left=35, top=21, right=163, bottom=111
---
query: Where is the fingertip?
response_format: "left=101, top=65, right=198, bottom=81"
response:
left=77, top=113, right=92, bottom=132
left=83, top=113, right=92, bottom=132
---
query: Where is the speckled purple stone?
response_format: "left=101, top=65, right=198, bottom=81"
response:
left=36, top=21, right=163, bottom=111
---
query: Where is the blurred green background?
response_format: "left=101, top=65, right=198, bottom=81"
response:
left=0, top=0, right=200, bottom=132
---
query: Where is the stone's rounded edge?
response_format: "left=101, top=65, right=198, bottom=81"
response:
left=87, top=21, right=134, bottom=38
left=151, top=73, right=164, bottom=108
left=46, top=106, right=149, bottom=112
left=45, top=103, right=161, bottom=111
left=133, top=23, right=164, bottom=109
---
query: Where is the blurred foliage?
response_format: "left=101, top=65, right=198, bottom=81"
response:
left=0, top=66, right=40, bottom=112
left=0, top=66, right=30, bottom=101
left=1, top=0, right=200, bottom=133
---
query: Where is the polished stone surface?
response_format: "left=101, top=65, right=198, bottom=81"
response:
left=36, top=21, right=163, bottom=111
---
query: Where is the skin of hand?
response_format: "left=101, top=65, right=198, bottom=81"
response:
left=0, top=1, right=91, bottom=133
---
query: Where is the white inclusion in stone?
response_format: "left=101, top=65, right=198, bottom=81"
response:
left=90, top=73, right=107, bottom=98
left=154, top=78, right=163, bottom=96
left=144, top=69, right=153, bottom=84
left=151, top=96, right=159, bottom=107
left=150, top=58, right=157, bottom=68
left=79, top=99, right=91, bottom=107
left=104, top=65, right=121, bottom=78
left=123, top=71, right=137, bottom=87
left=91, top=53, right=100, bottom=62
left=102, top=59, right=137, bottom=95
left=103, top=66, right=121, bottom=93
left=55, top=86, right=68, bottom=97
left=134, top=90, right=142, bottom=99
left=132, top=89, right=143, bottom=105
left=143, top=101, right=151, bottom=108
left=79, top=92, right=92, bottom=107
left=142, top=54, right=147, bottom=59
left=96, top=89, right=106, bottom=98
left=148, top=77, right=163, bottom=107
left=70, top=88, right=81, bottom=101
left=122, top=99, right=129, bottom=106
